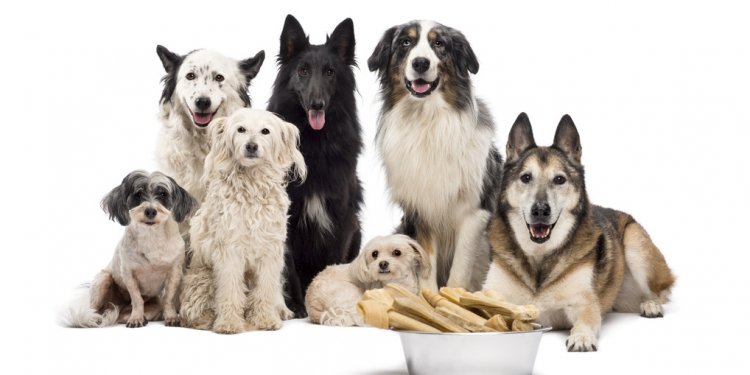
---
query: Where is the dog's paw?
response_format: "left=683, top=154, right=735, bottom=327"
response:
left=640, top=300, right=664, bottom=318
left=212, top=318, right=246, bottom=335
left=164, top=315, right=181, bottom=327
left=279, top=304, right=295, bottom=321
left=566, top=334, right=598, bottom=352
left=125, top=316, right=148, bottom=328
left=287, top=302, right=307, bottom=319
left=251, top=311, right=283, bottom=331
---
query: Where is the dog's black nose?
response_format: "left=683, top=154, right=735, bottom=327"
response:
left=195, top=97, right=211, bottom=111
left=412, top=57, right=430, bottom=74
left=531, top=202, right=551, bottom=219
left=144, top=208, right=157, bottom=219
left=379, top=261, right=389, bottom=270
left=245, top=142, right=258, bottom=153
left=310, top=100, right=325, bottom=111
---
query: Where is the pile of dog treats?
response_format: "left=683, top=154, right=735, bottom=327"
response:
left=357, top=284, right=539, bottom=333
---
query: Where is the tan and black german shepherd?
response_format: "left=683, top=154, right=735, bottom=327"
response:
left=483, top=113, right=675, bottom=352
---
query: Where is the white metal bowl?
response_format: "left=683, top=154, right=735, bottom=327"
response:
left=398, top=324, right=550, bottom=375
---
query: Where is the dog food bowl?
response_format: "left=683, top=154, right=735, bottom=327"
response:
left=398, top=324, right=550, bottom=375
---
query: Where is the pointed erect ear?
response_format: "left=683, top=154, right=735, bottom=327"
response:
left=368, top=26, right=397, bottom=73
left=553, top=114, right=582, bottom=163
left=278, top=15, right=310, bottom=64
left=156, top=45, right=182, bottom=73
left=326, top=18, right=356, bottom=66
left=506, top=112, right=536, bottom=163
left=239, top=50, right=265, bottom=83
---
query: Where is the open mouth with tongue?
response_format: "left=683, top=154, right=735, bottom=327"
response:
left=405, top=77, right=439, bottom=97
left=187, top=102, right=220, bottom=128
left=308, top=109, right=326, bottom=130
left=527, top=222, right=555, bottom=243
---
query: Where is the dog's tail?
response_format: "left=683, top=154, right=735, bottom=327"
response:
left=59, top=284, right=119, bottom=328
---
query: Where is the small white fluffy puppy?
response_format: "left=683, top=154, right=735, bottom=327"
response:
left=305, top=234, right=430, bottom=326
left=180, top=108, right=306, bottom=334
left=63, top=171, right=196, bottom=328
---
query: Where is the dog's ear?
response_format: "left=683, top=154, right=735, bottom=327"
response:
left=368, top=26, right=397, bottom=73
left=553, top=114, right=582, bottom=164
left=167, top=175, right=197, bottom=223
left=405, top=237, right=431, bottom=280
left=279, top=15, right=310, bottom=64
left=349, top=245, right=373, bottom=284
left=451, top=30, right=479, bottom=76
left=203, top=117, right=232, bottom=181
left=506, top=112, right=537, bottom=163
left=277, top=119, right=307, bottom=182
left=326, top=18, right=356, bottom=66
left=240, top=50, right=266, bottom=83
left=101, top=172, right=143, bottom=226
left=156, top=45, right=182, bottom=73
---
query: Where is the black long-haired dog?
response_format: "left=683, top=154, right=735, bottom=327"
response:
left=267, top=15, right=363, bottom=317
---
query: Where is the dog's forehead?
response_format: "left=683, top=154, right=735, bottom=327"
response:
left=180, top=50, right=236, bottom=74
left=148, top=172, right=173, bottom=191
left=229, top=109, right=278, bottom=128
left=395, top=20, right=452, bottom=42
left=520, top=149, right=571, bottom=175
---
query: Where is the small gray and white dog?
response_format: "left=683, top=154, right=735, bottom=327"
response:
left=63, top=171, right=196, bottom=328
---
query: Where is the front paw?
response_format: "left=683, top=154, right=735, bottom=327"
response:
left=212, top=317, right=247, bottom=334
left=640, top=300, right=664, bottom=318
left=126, top=315, right=148, bottom=328
left=250, top=310, right=283, bottom=331
left=279, top=304, right=295, bottom=321
left=287, top=301, right=307, bottom=319
left=566, top=334, right=598, bottom=352
left=164, top=314, right=181, bottom=327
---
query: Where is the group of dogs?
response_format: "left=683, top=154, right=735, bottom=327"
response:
left=64, top=15, right=675, bottom=352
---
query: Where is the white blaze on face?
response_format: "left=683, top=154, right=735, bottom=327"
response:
left=405, top=20, right=440, bottom=85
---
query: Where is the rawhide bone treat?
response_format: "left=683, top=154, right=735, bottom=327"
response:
left=357, top=285, right=539, bottom=333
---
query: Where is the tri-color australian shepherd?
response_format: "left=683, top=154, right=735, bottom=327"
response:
left=267, top=15, right=363, bottom=317
left=368, top=21, right=502, bottom=291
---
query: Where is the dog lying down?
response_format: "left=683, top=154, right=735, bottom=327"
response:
left=305, top=235, right=430, bottom=326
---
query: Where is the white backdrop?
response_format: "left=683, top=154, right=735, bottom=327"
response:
left=3, top=0, right=749, bottom=373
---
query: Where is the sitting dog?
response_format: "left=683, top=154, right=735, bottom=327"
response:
left=180, top=108, right=306, bottom=334
left=305, top=235, right=430, bottom=326
left=63, top=171, right=196, bottom=328
left=483, top=113, right=675, bottom=351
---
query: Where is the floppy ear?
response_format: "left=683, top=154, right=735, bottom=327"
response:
left=202, top=117, right=232, bottom=180
left=406, top=238, right=431, bottom=280
left=367, top=26, right=397, bottom=73
left=326, top=18, right=356, bottom=66
left=451, top=31, right=479, bottom=76
left=553, top=114, right=582, bottom=164
left=277, top=119, right=307, bottom=182
left=348, top=250, right=372, bottom=285
left=168, top=176, right=197, bottom=223
left=506, top=112, right=537, bottom=163
left=239, top=50, right=265, bottom=84
left=100, top=174, right=137, bottom=226
left=156, top=45, right=182, bottom=73
left=278, top=15, right=310, bottom=64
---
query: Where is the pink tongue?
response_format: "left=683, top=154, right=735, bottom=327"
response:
left=308, top=110, right=325, bottom=130
left=193, top=112, right=213, bottom=126
left=412, top=81, right=431, bottom=94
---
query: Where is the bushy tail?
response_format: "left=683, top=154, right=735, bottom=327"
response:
left=59, top=285, right=119, bottom=328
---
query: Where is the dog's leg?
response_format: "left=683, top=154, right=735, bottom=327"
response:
left=121, top=270, right=147, bottom=328
left=90, top=270, right=115, bottom=312
left=179, top=266, right=216, bottom=330
left=283, top=248, right=307, bottom=318
left=212, top=253, right=249, bottom=334
left=163, top=262, right=182, bottom=326
left=618, top=222, right=675, bottom=318
left=447, top=210, right=491, bottom=290
left=247, top=243, right=289, bottom=330
left=564, top=299, right=601, bottom=352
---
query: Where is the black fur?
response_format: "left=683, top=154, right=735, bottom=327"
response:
left=268, top=15, right=363, bottom=318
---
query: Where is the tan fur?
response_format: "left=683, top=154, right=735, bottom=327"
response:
left=305, top=235, right=430, bottom=326
left=179, top=109, right=306, bottom=334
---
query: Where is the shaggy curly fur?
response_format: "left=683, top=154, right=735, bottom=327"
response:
left=179, top=108, right=306, bottom=334
left=305, top=235, right=430, bottom=326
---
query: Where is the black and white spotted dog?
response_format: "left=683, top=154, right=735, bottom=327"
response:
left=368, top=20, right=502, bottom=291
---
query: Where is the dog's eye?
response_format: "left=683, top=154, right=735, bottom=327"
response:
left=298, top=66, right=309, bottom=77
left=434, top=40, right=444, bottom=48
left=401, top=39, right=411, bottom=47
left=520, top=173, right=532, bottom=183
left=372, top=250, right=379, bottom=259
left=215, top=74, right=224, bottom=82
left=326, top=68, right=334, bottom=77
left=134, top=191, right=143, bottom=200
left=553, top=176, right=567, bottom=185
left=237, top=126, right=246, bottom=133
left=261, top=128, right=270, bottom=135
left=186, top=72, right=196, bottom=80
left=392, top=249, right=402, bottom=257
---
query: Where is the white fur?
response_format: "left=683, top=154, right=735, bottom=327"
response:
left=157, top=50, right=250, bottom=204
left=179, top=108, right=306, bottom=334
left=305, top=235, right=430, bottom=326
left=405, top=20, right=440, bottom=82
left=303, top=193, right=333, bottom=235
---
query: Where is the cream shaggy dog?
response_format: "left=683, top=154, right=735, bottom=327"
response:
left=305, top=234, right=430, bottom=326
left=179, top=108, right=306, bottom=334
left=155, top=45, right=265, bottom=204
